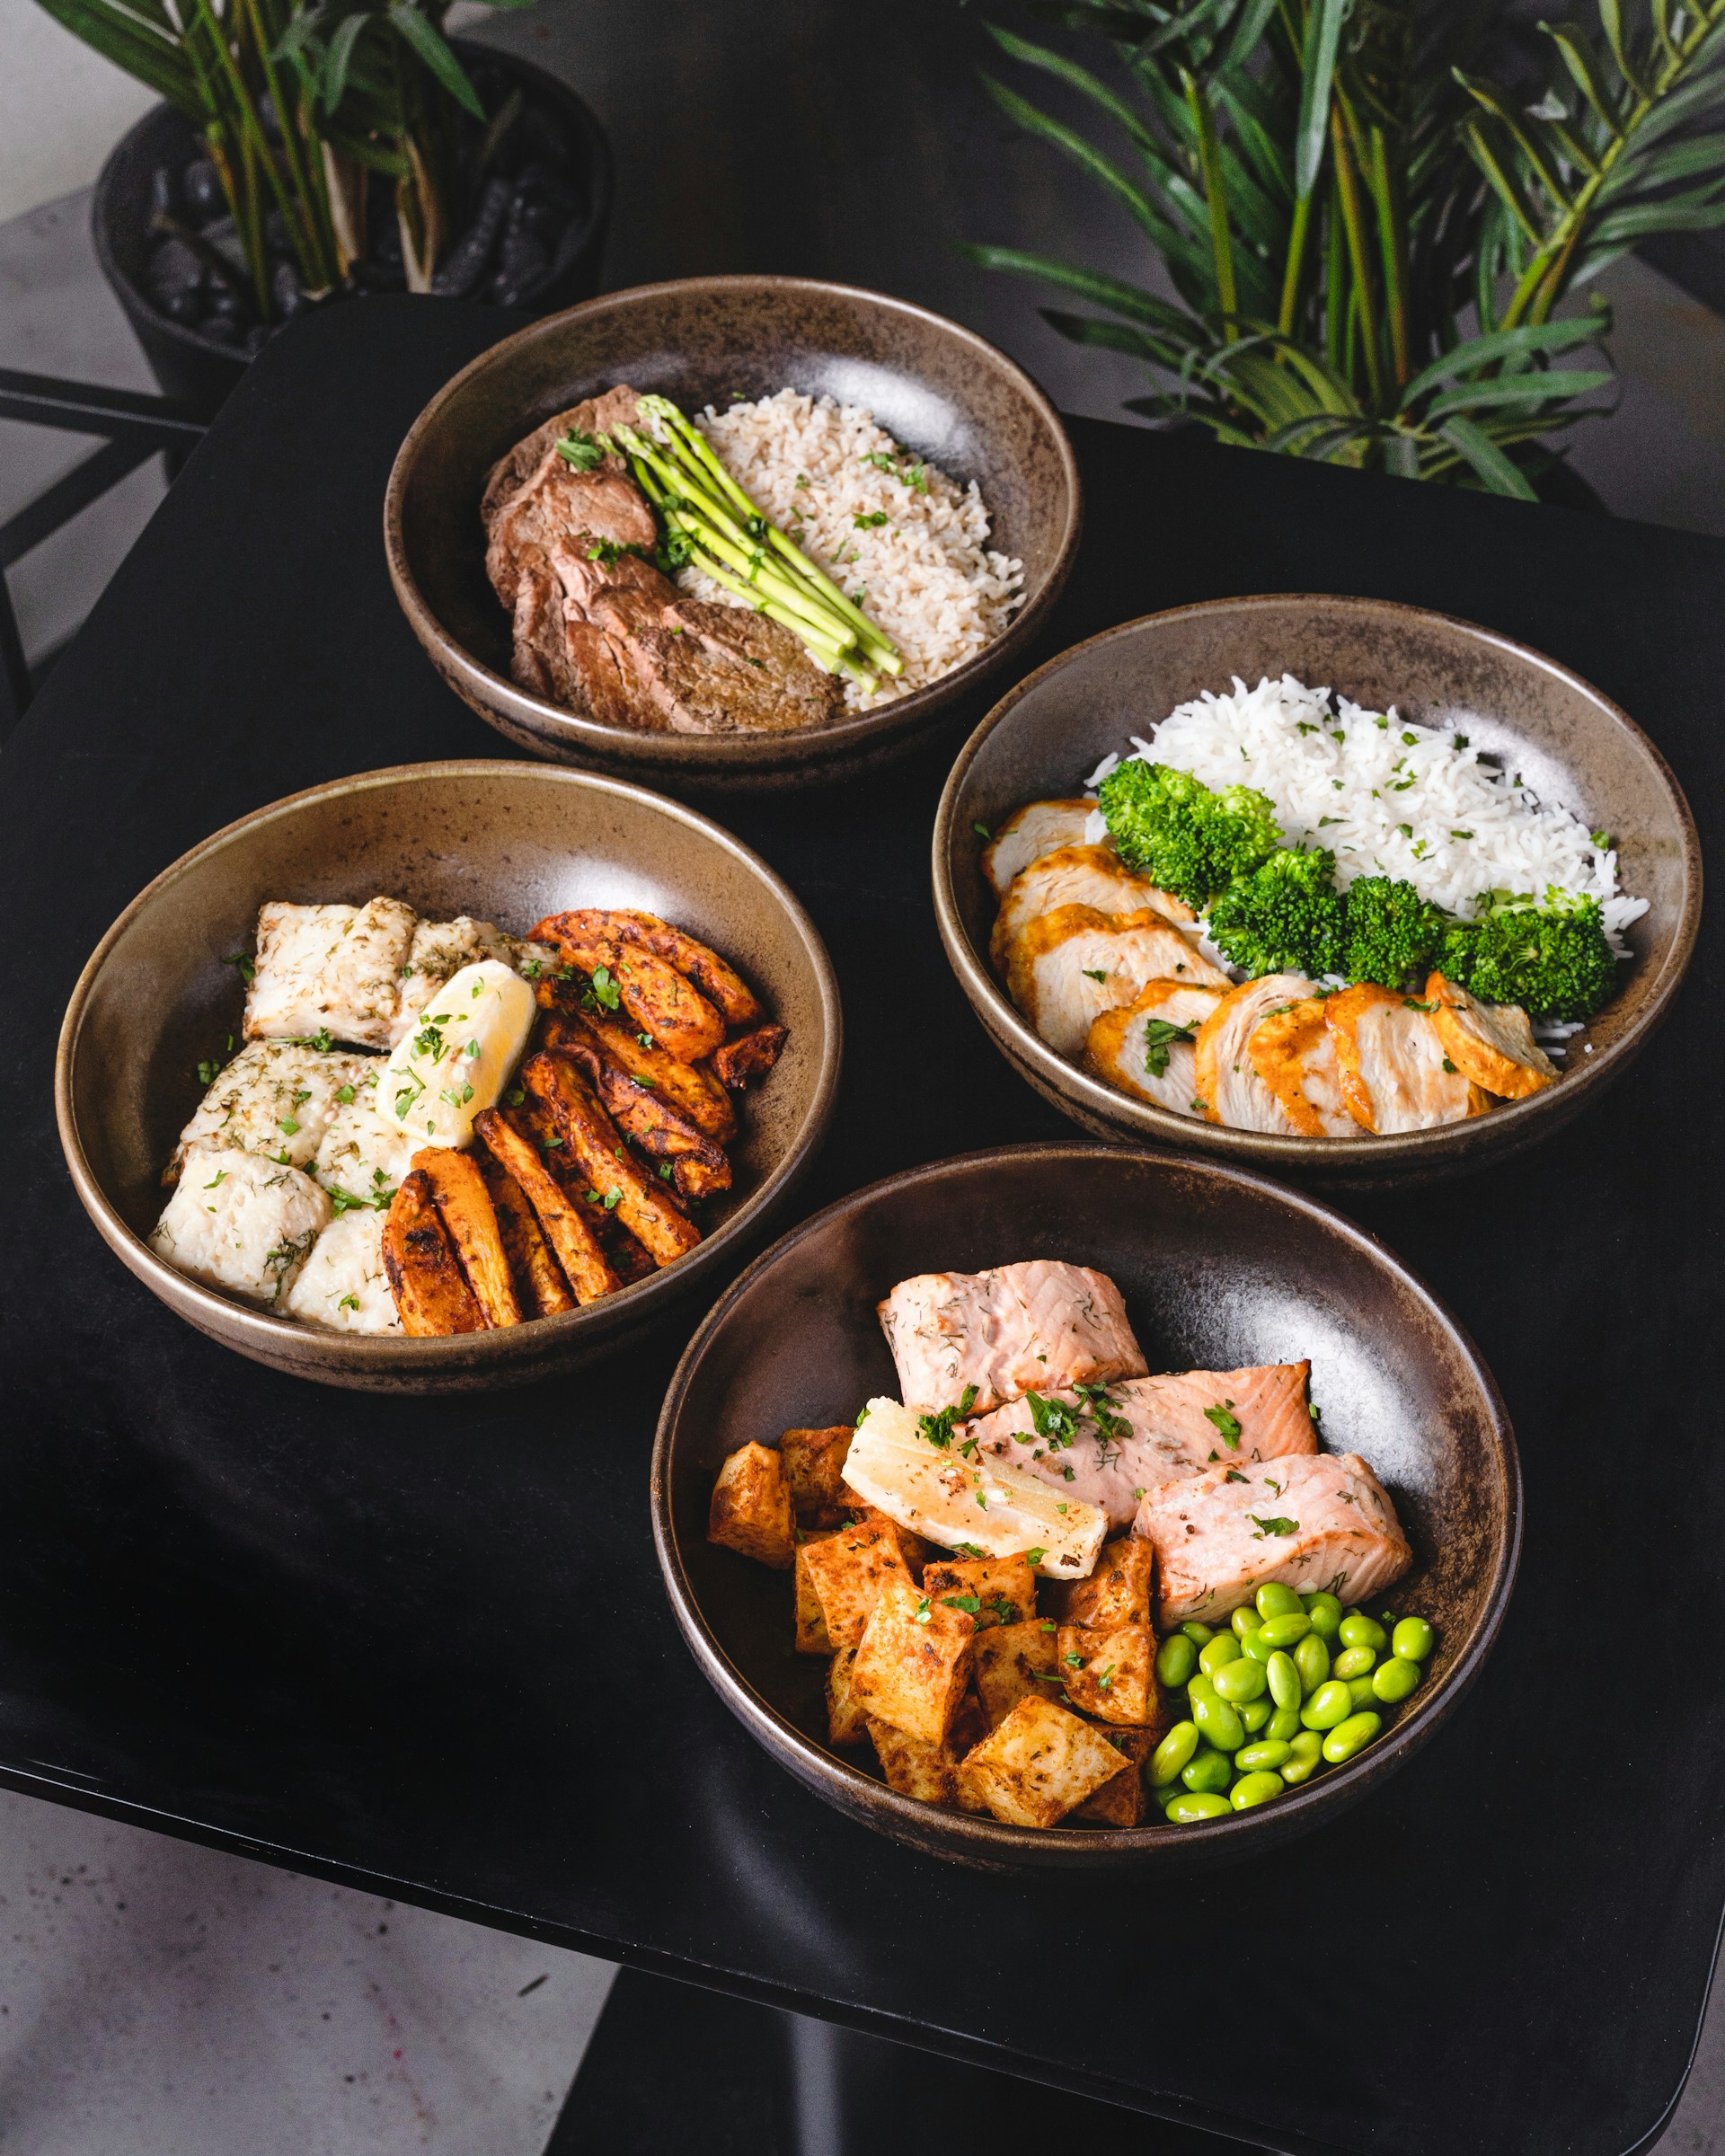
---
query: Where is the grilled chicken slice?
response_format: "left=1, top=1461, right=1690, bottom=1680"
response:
left=1133, top=1450, right=1411, bottom=1625
left=878, top=1260, right=1146, bottom=1418
left=1006, top=906, right=1229, bottom=1057
left=990, top=844, right=1197, bottom=971
left=1327, top=985, right=1482, bottom=1133
left=1249, top=996, right=1359, bottom=1138
left=1193, top=976, right=1315, bottom=1133
left=1085, top=980, right=1224, bottom=1116
left=969, top=1362, right=1317, bottom=1525
left=981, top=800, right=1097, bottom=897
left=1427, top=972, right=1556, bottom=1100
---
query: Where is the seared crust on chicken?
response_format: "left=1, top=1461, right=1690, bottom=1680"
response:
left=536, top=908, right=762, bottom=1028
left=1193, top=976, right=1315, bottom=1132
left=1248, top=996, right=1359, bottom=1138
left=990, top=844, right=1198, bottom=971
left=1006, top=905, right=1230, bottom=1057
left=1427, top=971, right=1557, bottom=1100
left=473, top=1108, right=621, bottom=1303
left=520, top=1051, right=703, bottom=1265
left=410, top=1145, right=522, bottom=1328
left=383, top=1171, right=487, bottom=1336
left=480, top=1155, right=575, bottom=1319
left=1326, top=984, right=1478, bottom=1133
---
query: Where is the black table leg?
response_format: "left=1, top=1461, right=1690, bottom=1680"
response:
left=544, top=1968, right=1254, bottom=2154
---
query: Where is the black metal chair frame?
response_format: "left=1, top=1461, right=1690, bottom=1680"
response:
left=0, top=369, right=208, bottom=741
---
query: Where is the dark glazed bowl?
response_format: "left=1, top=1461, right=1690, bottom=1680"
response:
left=56, top=762, right=841, bottom=1393
left=385, top=276, right=1082, bottom=792
left=653, top=1144, right=1519, bottom=1870
left=933, top=595, right=1702, bottom=1187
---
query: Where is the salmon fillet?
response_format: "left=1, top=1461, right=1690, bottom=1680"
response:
left=1133, top=1450, right=1411, bottom=1625
left=878, top=1260, right=1146, bottom=1418
left=969, top=1363, right=1316, bottom=1525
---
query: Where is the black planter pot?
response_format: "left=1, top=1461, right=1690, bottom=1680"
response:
left=92, top=44, right=612, bottom=421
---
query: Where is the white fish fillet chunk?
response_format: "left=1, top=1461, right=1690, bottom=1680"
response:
left=284, top=1208, right=402, bottom=1334
left=243, top=897, right=418, bottom=1049
left=151, top=1142, right=331, bottom=1308
left=171, top=1039, right=376, bottom=1176
left=878, top=1259, right=1146, bottom=1418
left=311, top=1091, right=422, bottom=1211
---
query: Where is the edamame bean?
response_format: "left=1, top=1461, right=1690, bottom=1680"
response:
left=1213, top=1657, right=1268, bottom=1703
left=1231, top=1771, right=1285, bottom=1810
left=1258, top=1612, right=1312, bottom=1649
left=1192, top=1686, right=1245, bottom=1753
left=1181, top=1745, right=1234, bottom=1794
left=1242, top=1628, right=1276, bottom=1665
left=1231, top=1605, right=1261, bottom=1641
left=1199, top=1633, right=1242, bottom=1675
left=1256, top=1582, right=1304, bottom=1621
left=1338, top=1612, right=1387, bottom=1655
left=1266, top=1650, right=1301, bottom=1711
left=1372, top=1655, right=1420, bottom=1704
left=1300, top=1679, right=1353, bottom=1730
left=1150, top=1719, right=1199, bottom=1786
left=1331, top=1645, right=1377, bottom=1681
left=1281, top=1731, right=1323, bottom=1784
left=1393, top=1616, right=1434, bottom=1663
left=1165, top=1791, right=1232, bottom=1823
left=1235, top=1737, right=1292, bottom=1772
left=1236, top=1696, right=1272, bottom=1734
left=1293, top=1631, right=1331, bottom=1695
left=1347, top=1676, right=1377, bottom=1711
left=1180, top=1621, right=1215, bottom=1647
left=1322, top=1710, right=1383, bottom=1763
left=1265, top=1704, right=1301, bottom=1743
left=1156, top=1633, right=1199, bottom=1688
left=1301, top=1591, right=1343, bottom=1639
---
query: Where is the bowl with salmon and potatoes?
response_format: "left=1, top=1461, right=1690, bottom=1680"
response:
left=57, top=761, right=841, bottom=1392
left=653, top=1142, right=1518, bottom=1869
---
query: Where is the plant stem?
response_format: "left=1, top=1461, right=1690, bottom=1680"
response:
left=1181, top=68, right=1237, bottom=323
left=1278, top=190, right=1313, bottom=335
left=1367, top=124, right=1411, bottom=389
left=1329, top=104, right=1384, bottom=410
left=1323, top=188, right=1347, bottom=370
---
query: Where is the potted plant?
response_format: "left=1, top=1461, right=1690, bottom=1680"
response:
left=970, top=0, right=1725, bottom=496
left=36, top=0, right=612, bottom=415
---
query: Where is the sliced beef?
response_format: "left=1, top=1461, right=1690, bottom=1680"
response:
left=480, top=384, right=645, bottom=526
left=485, top=446, right=659, bottom=607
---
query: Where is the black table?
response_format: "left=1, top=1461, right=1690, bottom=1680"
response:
left=4, top=296, right=1720, bottom=2156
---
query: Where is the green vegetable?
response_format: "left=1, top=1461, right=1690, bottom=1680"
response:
left=1235, top=1696, right=1273, bottom=1734
left=1188, top=1676, right=1245, bottom=1753
left=1301, top=1679, right=1354, bottom=1730
left=1241, top=1627, right=1276, bottom=1666
left=1372, top=1655, right=1421, bottom=1704
left=1347, top=1676, right=1378, bottom=1711
left=1393, top=1616, right=1434, bottom=1662
left=1281, top=1732, right=1324, bottom=1786
left=1230, top=1770, right=1286, bottom=1810
left=1165, top=1791, right=1232, bottom=1823
left=1208, top=848, right=1349, bottom=978
left=1179, top=1621, right=1215, bottom=1648
left=1341, top=876, right=1450, bottom=989
left=1258, top=1612, right=1311, bottom=1649
left=1212, top=1657, right=1267, bottom=1704
left=555, top=427, right=607, bottom=473
left=1229, top=1604, right=1260, bottom=1640
left=1339, top=1613, right=1387, bottom=1655
left=1235, top=1738, right=1292, bottom=1772
left=1156, top=1633, right=1199, bottom=1688
left=1255, top=1582, right=1304, bottom=1621
left=1181, top=1744, right=1234, bottom=1795
left=1447, top=888, right=1619, bottom=1019
left=1294, top=1631, right=1331, bottom=1694
left=1264, top=1704, right=1302, bottom=1744
left=1266, top=1650, right=1302, bottom=1712
left=1199, top=1632, right=1241, bottom=1676
left=1331, top=1644, right=1378, bottom=1681
left=1096, top=761, right=1278, bottom=908
left=1150, top=1719, right=1200, bottom=1786
left=1301, top=1591, right=1344, bottom=1641
left=1322, top=1710, right=1384, bottom=1763
left=1143, top=1018, right=1194, bottom=1079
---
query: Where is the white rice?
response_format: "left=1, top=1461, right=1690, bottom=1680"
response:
left=1082, top=673, right=1646, bottom=958
left=675, top=390, right=1023, bottom=711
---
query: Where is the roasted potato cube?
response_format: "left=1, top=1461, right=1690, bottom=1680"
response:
left=955, top=1695, right=1129, bottom=1829
left=850, top=1576, right=976, bottom=1746
left=973, top=1618, right=1061, bottom=1729
left=826, top=1648, right=871, bottom=1748
left=1073, top=1727, right=1154, bottom=1826
left=1064, top=1535, right=1155, bottom=1631
left=1056, top=1623, right=1160, bottom=1727
left=867, top=1693, right=990, bottom=1810
left=707, top=1442, right=795, bottom=1569
left=844, top=1502, right=933, bottom=1575
left=922, top=1553, right=1037, bottom=1630
left=780, top=1426, right=854, bottom=1525
left=794, top=1533, right=837, bottom=1654
left=800, top=1523, right=910, bottom=1650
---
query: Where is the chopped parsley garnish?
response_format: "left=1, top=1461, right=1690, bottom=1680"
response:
left=601, top=1187, right=623, bottom=1210
left=1143, top=1017, right=1194, bottom=1078
left=335, top=1083, right=355, bottom=1104
left=589, top=966, right=622, bottom=1012
left=1591, top=828, right=1614, bottom=852
left=1247, top=1514, right=1299, bottom=1538
left=1225, top=1468, right=1248, bottom=1483
left=916, top=1383, right=977, bottom=1449
left=955, top=1542, right=985, bottom=1559
left=1039, top=1618, right=1057, bottom=1632
left=1026, top=1391, right=1080, bottom=1449
left=1024, top=1547, right=1045, bottom=1566
left=914, top=1595, right=932, bottom=1626
left=1442, top=1056, right=1458, bottom=1074
left=972, top=822, right=992, bottom=840
left=411, top=1021, right=446, bottom=1061
left=852, top=509, right=889, bottom=528
left=221, top=952, right=255, bottom=982
left=338, top=1293, right=359, bottom=1311
left=1095, top=1664, right=1115, bottom=1692
left=1403, top=997, right=1436, bottom=1012
left=658, top=1163, right=675, bottom=1180
left=203, top=1169, right=227, bottom=1188
left=1061, top=1650, right=1084, bottom=1669
left=1396, top=822, right=1413, bottom=840
left=942, top=1595, right=982, bottom=1615
left=1451, top=829, right=1473, bottom=842
left=197, top=1059, right=221, bottom=1086
left=1081, top=967, right=1110, bottom=983
left=505, top=1088, right=526, bottom=1107
left=1204, top=1401, right=1242, bottom=1448
left=555, top=426, right=606, bottom=472
left=279, top=1117, right=299, bottom=1135
left=464, top=1038, right=482, bottom=1058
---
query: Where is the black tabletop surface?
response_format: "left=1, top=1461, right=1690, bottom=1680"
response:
left=4, top=297, right=1721, bottom=2156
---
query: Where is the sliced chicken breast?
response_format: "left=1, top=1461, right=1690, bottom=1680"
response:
left=1193, top=976, right=1315, bottom=1132
left=1249, top=996, right=1359, bottom=1138
left=981, top=800, right=1097, bottom=897
left=969, top=1361, right=1318, bottom=1524
left=1327, top=985, right=1482, bottom=1133
left=1427, top=972, right=1556, bottom=1100
left=1085, top=980, right=1224, bottom=1116
left=878, top=1260, right=1146, bottom=1418
left=1006, top=906, right=1230, bottom=1057
left=990, top=844, right=1197, bottom=971
left=1133, top=1450, right=1412, bottom=1625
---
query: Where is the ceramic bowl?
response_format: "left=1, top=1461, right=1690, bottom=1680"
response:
left=652, top=1143, right=1519, bottom=1870
left=385, top=275, right=1082, bottom=792
left=933, top=596, right=1702, bottom=1187
left=57, top=761, right=841, bottom=1392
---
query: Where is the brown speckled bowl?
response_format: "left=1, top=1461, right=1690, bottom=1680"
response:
left=56, top=762, right=841, bottom=1392
left=933, top=596, right=1702, bottom=1187
left=385, top=276, right=1081, bottom=792
left=652, top=1143, right=1519, bottom=1869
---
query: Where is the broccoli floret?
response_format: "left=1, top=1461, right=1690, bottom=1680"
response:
left=1097, top=761, right=1279, bottom=909
left=1340, top=877, right=1451, bottom=991
left=1208, top=849, right=1348, bottom=979
left=1435, top=917, right=1479, bottom=987
left=1460, top=888, right=1619, bottom=1019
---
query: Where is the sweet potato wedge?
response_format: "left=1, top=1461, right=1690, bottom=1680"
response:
left=712, top=1025, right=788, bottom=1091
left=549, top=1038, right=732, bottom=1200
left=513, top=1089, right=661, bottom=1285
left=473, top=1108, right=620, bottom=1303
left=480, top=1155, right=574, bottom=1319
left=536, top=997, right=735, bottom=1139
left=411, top=1146, right=522, bottom=1328
left=528, top=917, right=725, bottom=1064
left=520, top=1051, right=702, bottom=1266
left=533, top=908, right=763, bottom=1029
left=382, top=1170, right=486, bottom=1336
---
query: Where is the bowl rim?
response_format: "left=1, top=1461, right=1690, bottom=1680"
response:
left=931, top=592, right=1703, bottom=1170
left=382, top=271, right=1084, bottom=766
left=54, top=756, right=844, bottom=1371
left=650, top=1136, right=1523, bottom=1860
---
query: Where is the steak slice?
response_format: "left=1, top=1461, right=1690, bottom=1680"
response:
left=480, top=384, right=644, bottom=527
left=485, top=446, right=659, bottom=607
